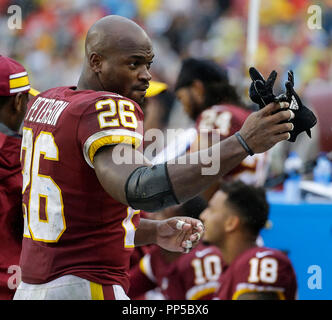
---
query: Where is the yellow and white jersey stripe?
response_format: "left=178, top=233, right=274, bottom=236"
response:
left=186, top=281, right=220, bottom=300
left=232, top=282, right=286, bottom=300
left=13, top=275, right=130, bottom=300
left=9, top=71, right=31, bottom=94
left=83, top=129, right=143, bottom=168
left=139, top=253, right=156, bottom=283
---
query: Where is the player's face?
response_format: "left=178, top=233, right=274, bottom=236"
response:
left=199, top=190, right=231, bottom=246
left=176, top=86, right=203, bottom=120
left=99, top=37, right=154, bottom=105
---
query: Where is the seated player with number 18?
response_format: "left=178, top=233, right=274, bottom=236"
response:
left=200, top=181, right=297, bottom=300
left=14, top=15, right=296, bottom=300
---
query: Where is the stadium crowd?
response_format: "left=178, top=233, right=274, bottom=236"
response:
left=1, top=0, right=331, bottom=92
left=1, top=0, right=331, bottom=169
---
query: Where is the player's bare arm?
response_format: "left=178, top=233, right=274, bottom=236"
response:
left=94, top=102, right=292, bottom=253
left=94, top=101, right=293, bottom=207
left=169, top=102, right=293, bottom=201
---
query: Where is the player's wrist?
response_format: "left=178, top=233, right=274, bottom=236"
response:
left=135, top=218, right=160, bottom=246
left=235, top=132, right=254, bottom=156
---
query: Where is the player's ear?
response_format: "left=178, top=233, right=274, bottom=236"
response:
left=10, top=92, right=28, bottom=131
left=89, top=52, right=102, bottom=73
left=191, top=80, right=205, bottom=108
left=13, top=92, right=28, bottom=115
left=224, top=214, right=240, bottom=233
left=191, top=79, right=205, bottom=96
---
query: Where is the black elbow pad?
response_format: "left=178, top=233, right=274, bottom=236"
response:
left=125, top=163, right=179, bottom=212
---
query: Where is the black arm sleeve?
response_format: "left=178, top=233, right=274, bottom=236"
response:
left=125, top=163, right=180, bottom=212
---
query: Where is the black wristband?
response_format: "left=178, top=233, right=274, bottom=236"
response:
left=235, top=132, right=254, bottom=156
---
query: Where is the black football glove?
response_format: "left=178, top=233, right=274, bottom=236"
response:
left=249, top=67, right=317, bottom=142
left=274, top=70, right=317, bottom=142
left=249, top=67, right=278, bottom=108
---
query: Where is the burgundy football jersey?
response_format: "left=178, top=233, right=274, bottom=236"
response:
left=129, top=243, right=225, bottom=300
left=0, top=132, right=23, bottom=299
left=196, top=104, right=249, bottom=137
left=195, top=104, right=268, bottom=184
left=19, top=86, right=144, bottom=292
left=216, top=246, right=297, bottom=300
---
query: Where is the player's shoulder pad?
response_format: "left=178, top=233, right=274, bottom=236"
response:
left=94, top=91, right=140, bottom=105
left=76, top=90, right=142, bottom=113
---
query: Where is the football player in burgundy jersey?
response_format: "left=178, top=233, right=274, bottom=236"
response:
left=0, top=56, right=37, bottom=299
left=14, top=15, right=295, bottom=300
left=200, top=181, right=297, bottom=300
left=175, top=58, right=269, bottom=201
left=129, top=197, right=225, bottom=300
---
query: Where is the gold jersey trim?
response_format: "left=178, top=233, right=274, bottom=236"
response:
left=83, top=129, right=143, bottom=168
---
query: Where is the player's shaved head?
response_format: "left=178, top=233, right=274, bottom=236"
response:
left=78, top=15, right=154, bottom=104
left=85, top=15, right=151, bottom=59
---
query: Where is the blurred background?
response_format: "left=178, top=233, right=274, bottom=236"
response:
left=1, top=0, right=331, bottom=91
left=1, top=0, right=332, bottom=167
left=1, top=0, right=332, bottom=299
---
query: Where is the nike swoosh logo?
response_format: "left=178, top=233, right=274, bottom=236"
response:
left=256, top=251, right=274, bottom=259
left=195, top=248, right=213, bottom=258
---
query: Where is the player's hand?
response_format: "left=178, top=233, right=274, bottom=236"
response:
left=155, top=217, right=204, bottom=253
left=249, top=67, right=317, bottom=143
left=274, top=70, right=317, bottom=142
left=239, top=102, right=294, bottom=154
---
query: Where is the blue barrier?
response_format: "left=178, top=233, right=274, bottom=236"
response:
left=261, top=193, right=332, bottom=300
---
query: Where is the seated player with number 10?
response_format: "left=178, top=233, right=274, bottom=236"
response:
left=14, top=16, right=295, bottom=300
